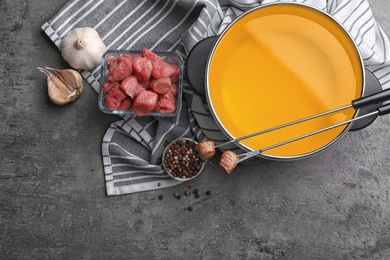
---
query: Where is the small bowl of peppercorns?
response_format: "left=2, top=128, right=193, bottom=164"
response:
left=162, top=138, right=207, bottom=181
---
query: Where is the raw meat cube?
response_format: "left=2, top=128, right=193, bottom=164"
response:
left=155, top=97, right=176, bottom=114
left=169, top=84, right=178, bottom=96
left=141, top=81, right=150, bottom=90
left=161, top=90, right=176, bottom=103
left=151, top=59, right=180, bottom=80
left=104, top=85, right=127, bottom=110
left=105, top=95, right=122, bottom=110
left=107, top=54, right=134, bottom=82
left=169, top=68, right=180, bottom=83
left=119, top=97, right=133, bottom=110
left=132, top=88, right=158, bottom=116
left=141, top=48, right=180, bottom=80
left=107, top=85, right=127, bottom=101
left=102, top=81, right=119, bottom=93
left=161, top=83, right=178, bottom=103
left=120, top=76, right=142, bottom=99
left=132, top=56, right=152, bottom=83
left=141, top=47, right=162, bottom=63
left=150, top=78, right=172, bottom=94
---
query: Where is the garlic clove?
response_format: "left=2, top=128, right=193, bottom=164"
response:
left=48, top=67, right=83, bottom=97
left=48, top=82, right=71, bottom=105
left=37, top=67, right=83, bottom=105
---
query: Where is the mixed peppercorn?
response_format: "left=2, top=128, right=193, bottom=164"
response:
left=163, top=139, right=205, bottom=180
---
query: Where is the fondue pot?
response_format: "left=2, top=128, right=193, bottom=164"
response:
left=186, top=3, right=389, bottom=160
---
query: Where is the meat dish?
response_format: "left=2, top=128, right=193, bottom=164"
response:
left=102, top=48, right=180, bottom=116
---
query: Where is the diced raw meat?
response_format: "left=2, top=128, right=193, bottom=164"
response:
left=104, top=49, right=181, bottom=112
left=132, top=88, right=158, bottom=116
left=155, top=97, right=176, bottom=114
left=150, top=78, right=172, bottom=94
left=102, top=81, right=119, bottom=93
left=119, top=97, right=133, bottom=110
left=142, top=48, right=180, bottom=80
left=169, top=84, right=178, bottom=96
left=160, top=83, right=178, bottom=103
left=141, top=81, right=150, bottom=90
left=169, top=66, right=180, bottom=83
left=106, top=54, right=134, bottom=82
left=120, top=76, right=142, bottom=99
left=105, top=95, right=122, bottom=110
left=132, top=56, right=152, bottom=83
left=197, top=141, right=216, bottom=161
left=151, top=60, right=180, bottom=80
left=141, top=47, right=162, bottom=63
left=104, top=85, right=127, bottom=110
left=161, top=90, right=176, bottom=103
left=107, top=85, right=127, bottom=101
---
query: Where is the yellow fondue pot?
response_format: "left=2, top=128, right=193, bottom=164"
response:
left=203, top=3, right=365, bottom=160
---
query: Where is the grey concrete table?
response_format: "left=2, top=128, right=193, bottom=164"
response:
left=1, top=1, right=390, bottom=259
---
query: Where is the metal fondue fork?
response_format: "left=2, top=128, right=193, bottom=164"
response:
left=236, top=102, right=390, bottom=163
left=213, top=88, right=390, bottom=150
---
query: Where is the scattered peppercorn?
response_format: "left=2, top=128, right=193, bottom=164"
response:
left=157, top=182, right=162, bottom=187
left=206, top=190, right=211, bottom=196
left=193, top=189, right=199, bottom=195
left=173, top=192, right=180, bottom=198
left=187, top=206, right=193, bottom=211
left=188, top=184, right=193, bottom=189
left=176, top=194, right=181, bottom=199
left=185, top=190, right=191, bottom=196
left=158, top=195, right=164, bottom=200
left=195, top=193, right=200, bottom=199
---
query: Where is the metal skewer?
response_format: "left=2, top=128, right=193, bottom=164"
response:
left=214, top=104, right=351, bottom=148
left=214, top=88, right=390, bottom=149
left=236, top=103, right=390, bottom=163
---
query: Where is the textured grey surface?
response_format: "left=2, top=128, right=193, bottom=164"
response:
left=1, top=0, right=390, bottom=259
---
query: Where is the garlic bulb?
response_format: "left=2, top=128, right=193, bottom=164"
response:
left=37, top=67, right=83, bottom=105
left=60, top=27, right=106, bottom=70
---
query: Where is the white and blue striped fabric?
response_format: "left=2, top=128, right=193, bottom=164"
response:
left=42, top=0, right=390, bottom=195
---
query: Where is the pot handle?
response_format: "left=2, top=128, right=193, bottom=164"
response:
left=185, top=36, right=219, bottom=96
left=352, top=88, right=390, bottom=109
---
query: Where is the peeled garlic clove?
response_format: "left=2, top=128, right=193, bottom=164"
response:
left=37, top=67, right=83, bottom=105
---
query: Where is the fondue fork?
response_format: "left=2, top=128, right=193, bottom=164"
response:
left=214, top=88, right=390, bottom=149
left=236, top=102, right=390, bottom=163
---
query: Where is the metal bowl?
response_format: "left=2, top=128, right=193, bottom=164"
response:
left=162, top=138, right=207, bottom=181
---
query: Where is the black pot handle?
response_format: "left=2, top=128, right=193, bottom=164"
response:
left=353, top=88, right=390, bottom=108
left=378, top=103, right=390, bottom=116
left=186, top=36, right=219, bottom=96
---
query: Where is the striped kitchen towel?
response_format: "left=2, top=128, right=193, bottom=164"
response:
left=42, top=0, right=390, bottom=195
